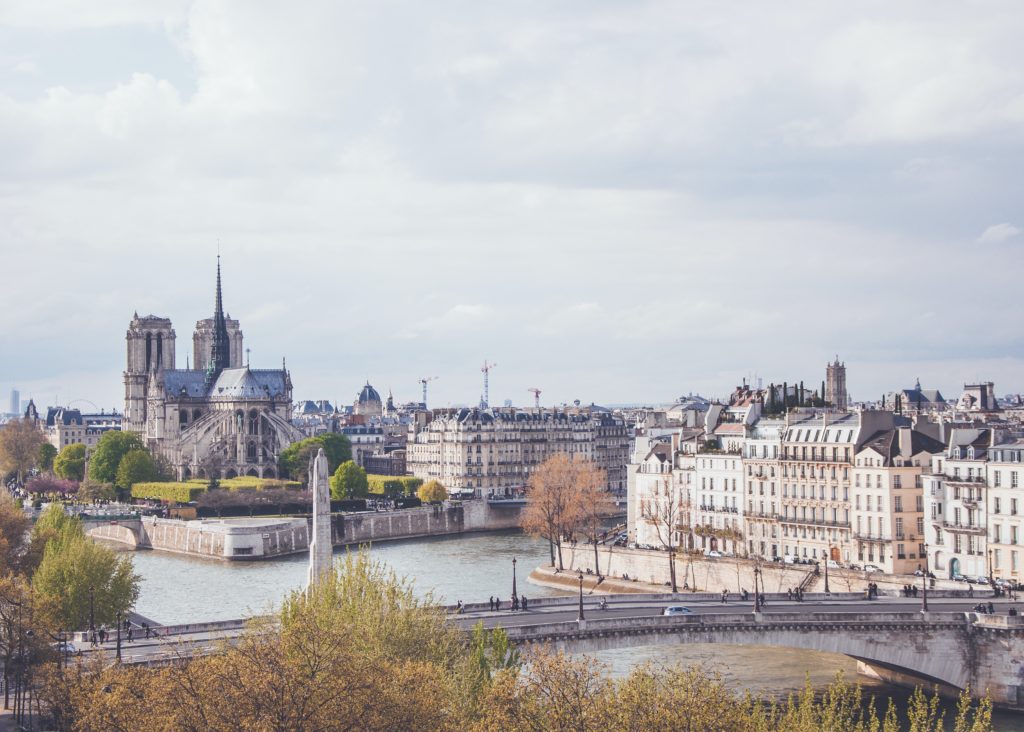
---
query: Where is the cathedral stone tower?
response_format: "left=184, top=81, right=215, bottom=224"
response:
left=124, top=315, right=176, bottom=432
left=825, top=356, right=848, bottom=411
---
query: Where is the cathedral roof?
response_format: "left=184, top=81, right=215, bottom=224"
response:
left=161, top=368, right=288, bottom=400
left=211, top=368, right=287, bottom=399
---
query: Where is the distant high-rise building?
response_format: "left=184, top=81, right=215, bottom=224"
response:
left=825, top=356, right=848, bottom=410
left=8, top=389, right=19, bottom=416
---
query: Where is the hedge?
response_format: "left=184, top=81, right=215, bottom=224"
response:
left=367, top=475, right=423, bottom=496
left=217, top=477, right=301, bottom=491
left=131, top=482, right=207, bottom=503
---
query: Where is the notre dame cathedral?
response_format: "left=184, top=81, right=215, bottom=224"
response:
left=123, top=260, right=302, bottom=480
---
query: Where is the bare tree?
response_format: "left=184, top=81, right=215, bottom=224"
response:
left=521, top=454, right=586, bottom=570
left=638, top=474, right=687, bottom=592
left=0, top=419, right=46, bottom=486
left=572, top=462, right=614, bottom=578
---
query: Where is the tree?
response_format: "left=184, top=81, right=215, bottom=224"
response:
left=330, top=460, right=368, bottom=499
left=0, top=419, right=46, bottom=485
left=38, top=443, right=57, bottom=473
left=24, top=476, right=77, bottom=498
left=88, top=432, right=145, bottom=485
left=76, top=480, right=116, bottom=504
left=520, top=453, right=585, bottom=570
left=417, top=480, right=447, bottom=504
left=53, top=444, right=87, bottom=482
left=113, top=449, right=160, bottom=491
left=32, top=508, right=139, bottom=630
left=0, top=494, right=32, bottom=575
left=638, top=474, right=687, bottom=592
left=279, top=434, right=353, bottom=483
left=571, top=462, right=614, bottom=578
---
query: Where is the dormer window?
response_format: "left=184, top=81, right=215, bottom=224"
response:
left=967, top=447, right=975, bottom=460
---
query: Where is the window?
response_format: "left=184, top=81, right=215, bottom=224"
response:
left=1014, top=551, right=1020, bottom=571
left=995, top=497, right=1001, bottom=514
left=1013, top=527, right=1019, bottom=546
left=917, top=517, right=924, bottom=534
left=894, top=496, right=903, bottom=512
left=1014, top=472, right=1020, bottom=489
left=1014, top=499, right=1019, bottom=516
left=897, top=543, right=906, bottom=559
left=995, top=471, right=1002, bottom=487
left=994, top=525, right=1002, bottom=543
left=916, top=495, right=923, bottom=512
left=895, top=518, right=904, bottom=539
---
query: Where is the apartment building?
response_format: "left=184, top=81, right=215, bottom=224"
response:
left=850, top=427, right=944, bottom=574
left=985, top=439, right=1024, bottom=582
left=924, top=428, right=993, bottom=580
left=744, top=419, right=784, bottom=559
left=406, top=407, right=629, bottom=495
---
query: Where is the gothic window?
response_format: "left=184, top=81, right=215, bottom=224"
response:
left=179, top=410, right=188, bottom=425
left=145, top=333, right=152, bottom=370
left=248, top=409, right=259, bottom=435
left=247, top=442, right=257, bottom=461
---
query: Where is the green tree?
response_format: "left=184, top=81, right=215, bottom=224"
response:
left=32, top=507, right=139, bottom=630
left=417, top=480, right=448, bottom=504
left=39, top=442, right=57, bottom=472
left=77, top=479, right=116, bottom=504
left=54, top=443, right=87, bottom=481
left=88, top=432, right=145, bottom=484
left=114, top=449, right=160, bottom=490
left=0, top=418, right=47, bottom=485
left=0, top=493, right=32, bottom=575
left=279, top=434, right=353, bottom=483
left=329, top=460, right=368, bottom=499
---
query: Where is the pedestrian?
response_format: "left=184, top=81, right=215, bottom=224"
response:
left=456, top=600, right=464, bottom=614
left=988, top=602, right=995, bottom=614
left=488, top=595, right=495, bottom=612
left=969, top=585, right=974, bottom=598
left=99, top=627, right=107, bottom=644
left=127, top=627, right=134, bottom=643
left=124, top=617, right=130, bottom=632
left=787, top=588, right=793, bottom=601
left=143, top=622, right=150, bottom=639
left=521, top=594, right=527, bottom=611
left=511, top=595, right=519, bottom=611
left=721, top=589, right=728, bottom=604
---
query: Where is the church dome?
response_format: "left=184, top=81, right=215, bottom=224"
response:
left=357, top=383, right=381, bottom=404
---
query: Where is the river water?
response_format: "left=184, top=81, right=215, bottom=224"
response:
left=127, top=531, right=1023, bottom=730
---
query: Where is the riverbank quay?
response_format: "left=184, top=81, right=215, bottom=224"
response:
left=85, top=499, right=523, bottom=560
left=530, top=545, right=987, bottom=597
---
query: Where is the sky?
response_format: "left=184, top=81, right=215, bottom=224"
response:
left=1, top=1, right=1022, bottom=412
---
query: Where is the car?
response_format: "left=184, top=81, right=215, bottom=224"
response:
left=826, top=560, right=840, bottom=570
left=994, top=578, right=1011, bottom=588
left=863, top=564, right=882, bottom=574
left=704, top=550, right=722, bottom=558
left=848, top=563, right=862, bottom=571
left=975, top=576, right=990, bottom=585
left=53, top=640, right=80, bottom=657
left=913, top=569, right=925, bottom=577
left=953, top=574, right=969, bottom=582
left=783, top=555, right=797, bottom=564
left=663, top=605, right=693, bottom=616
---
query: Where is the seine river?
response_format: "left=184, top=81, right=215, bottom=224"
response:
left=128, top=531, right=1023, bottom=730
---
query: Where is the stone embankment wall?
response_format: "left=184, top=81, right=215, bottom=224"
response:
left=549, top=545, right=969, bottom=595
left=89, top=500, right=523, bottom=560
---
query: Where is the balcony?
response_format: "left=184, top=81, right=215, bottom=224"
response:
left=935, top=520, right=986, bottom=535
left=780, top=516, right=851, bottom=529
left=853, top=533, right=892, bottom=542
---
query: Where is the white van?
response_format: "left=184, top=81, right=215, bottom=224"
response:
left=783, top=555, right=797, bottom=564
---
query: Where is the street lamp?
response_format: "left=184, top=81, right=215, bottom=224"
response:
left=115, top=610, right=122, bottom=664
left=89, top=585, right=95, bottom=634
left=753, top=564, right=761, bottom=612
left=824, top=551, right=831, bottom=594
left=921, top=543, right=929, bottom=613
left=577, top=570, right=585, bottom=621
left=511, top=557, right=518, bottom=606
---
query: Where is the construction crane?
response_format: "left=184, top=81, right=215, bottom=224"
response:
left=527, top=387, right=541, bottom=408
left=418, top=376, right=438, bottom=407
left=480, top=360, right=497, bottom=408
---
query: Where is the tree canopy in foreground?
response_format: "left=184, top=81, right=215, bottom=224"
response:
left=40, top=552, right=993, bottom=732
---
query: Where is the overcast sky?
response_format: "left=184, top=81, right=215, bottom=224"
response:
left=1, top=1, right=1022, bottom=412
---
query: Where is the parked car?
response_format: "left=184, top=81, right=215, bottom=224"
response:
left=975, top=576, right=990, bottom=585
left=783, top=555, right=797, bottom=564
left=953, top=574, right=969, bottom=582
left=663, top=605, right=693, bottom=616
left=863, top=564, right=882, bottom=574
left=53, top=640, right=80, bottom=657
left=704, top=550, right=722, bottom=559
left=826, top=560, right=840, bottom=569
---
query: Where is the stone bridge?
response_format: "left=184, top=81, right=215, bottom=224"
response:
left=500, top=611, right=1024, bottom=710
left=83, top=517, right=142, bottom=549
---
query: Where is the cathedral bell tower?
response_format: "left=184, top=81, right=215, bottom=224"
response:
left=124, top=314, right=176, bottom=433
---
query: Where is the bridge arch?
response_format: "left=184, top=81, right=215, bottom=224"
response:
left=85, top=523, right=139, bottom=549
left=509, top=614, right=974, bottom=697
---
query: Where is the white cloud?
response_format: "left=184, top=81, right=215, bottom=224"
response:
left=976, top=222, right=1021, bottom=244
left=0, top=1, right=1023, bottom=406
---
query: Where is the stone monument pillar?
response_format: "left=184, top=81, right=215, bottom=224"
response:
left=307, top=448, right=332, bottom=589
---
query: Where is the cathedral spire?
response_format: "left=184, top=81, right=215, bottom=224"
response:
left=208, top=255, right=231, bottom=380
